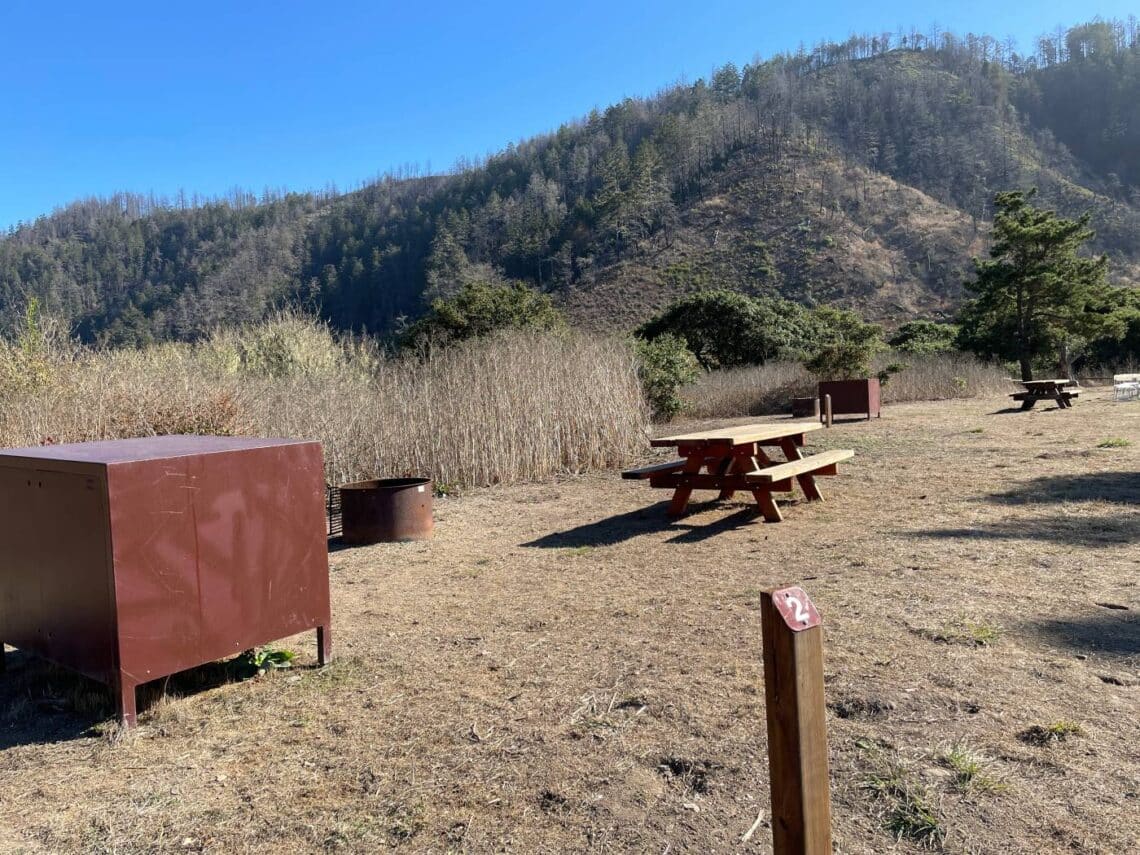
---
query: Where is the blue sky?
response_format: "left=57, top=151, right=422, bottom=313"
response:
left=0, top=1, right=1131, bottom=228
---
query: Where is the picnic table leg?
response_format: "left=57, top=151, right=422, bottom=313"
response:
left=667, top=454, right=708, bottom=517
left=1020, top=397, right=1036, bottom=410
left=753, top=489, right=783, bottom=522
left=667, top=487, right=694, bottom=517
left=778, top=439, right=824, bottom=502
left=716, top=456, right=737, bottom=501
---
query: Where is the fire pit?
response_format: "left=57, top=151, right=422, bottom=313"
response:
left=339, top=477, right=433, bottom=544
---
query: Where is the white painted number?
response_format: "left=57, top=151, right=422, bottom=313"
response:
left=786, top=593, right=810, bottom=624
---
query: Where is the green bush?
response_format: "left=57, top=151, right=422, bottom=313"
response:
left=400, top=280, right=564, bottom=350
left=633, top=334, right=699, bottom=420
left=0, top=298, right=66, bottom=396
left=888, top=320, right=960, bottom=354
left=203, top=311, right=350, bottom=379
left=636, top=290, right=817, bottom=369
left=803, top=306, right=886, bottom=380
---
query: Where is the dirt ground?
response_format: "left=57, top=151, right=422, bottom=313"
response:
left=1, top=390, right=1138, bottom=854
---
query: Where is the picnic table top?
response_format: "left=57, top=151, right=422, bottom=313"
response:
left=650, top=421, right=823, bottom=448
left=1016, top=378, right=1074, bottom=387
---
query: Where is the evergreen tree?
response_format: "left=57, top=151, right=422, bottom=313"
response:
left=956, top=190, right=1119, bottom=379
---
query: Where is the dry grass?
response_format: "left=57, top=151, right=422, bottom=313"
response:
left=680, top=361, right=814, bottom=418
left=250, top=331, right=648, bottom=488
left=1, top=388, right=1137, bottom=853
left=679, top=353, right=1009, bottom=419
left=0, top=322, right=648, bottom=488
left=878, top=352, right=1010, bottom=403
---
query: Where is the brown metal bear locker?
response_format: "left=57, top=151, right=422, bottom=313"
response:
left=0, top=435, right=332, bottom=726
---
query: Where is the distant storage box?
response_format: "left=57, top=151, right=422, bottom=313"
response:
left=817, top=379, right=881, bottom=421
left=0, top=435, right=332, bottom=726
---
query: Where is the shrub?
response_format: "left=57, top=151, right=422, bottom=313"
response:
left=399, top=280, right=564, bottom=350
left=204, top=311, right=351, bottom=379
left=633, top=334, right=700, bottom=420
left=0, top=298, right=70, bottom=396
left=888, top=320, right=960, bottom=354
left=636, top=290, right=817, bottom=369
left=803, top=306, right=886, bottom=380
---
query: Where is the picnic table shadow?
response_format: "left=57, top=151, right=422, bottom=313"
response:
left=989, top=404, right=1069, bottom=414
left=523, top=501, right=776, bottom=549
left=1023, top=610, right=1140, bottom=659
left=0, top=649, right=317, bottom=749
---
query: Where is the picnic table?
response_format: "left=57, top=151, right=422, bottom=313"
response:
left=1010, top=378, right=1079, bottom=410
left=622, top=422, right=853, bottom=523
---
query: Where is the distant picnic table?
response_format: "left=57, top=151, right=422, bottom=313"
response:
left=1010, top=378, right=1078, bottom=410
left=622, top=422, right=853, bottom=523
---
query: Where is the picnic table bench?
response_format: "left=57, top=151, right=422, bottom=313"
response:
left=1010, top=378, right=1078, bottom=409
left=622, top=422, right=853, bottom=522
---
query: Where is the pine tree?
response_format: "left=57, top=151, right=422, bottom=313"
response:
left=957, top=189, right=1119, bottom=379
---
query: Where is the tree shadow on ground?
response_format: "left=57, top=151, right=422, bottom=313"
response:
left=909, top=513, right=1137, bottom=548
left=988, top=472, right=1139, bottom=505
left=0, top=648, right=296, bottom=749
left=522, top=501, right=770, bottom=548
left=1023, top=611, right=1140, bottom=659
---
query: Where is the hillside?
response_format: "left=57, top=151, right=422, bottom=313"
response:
left=2, top=19, right=1139, bottom=345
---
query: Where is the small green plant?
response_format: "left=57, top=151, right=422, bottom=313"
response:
left=633, top=333, right=699, bottom=420
left=864, top=764, right=946, bottom=847
left=1019, top=720, right=1083, bottom=746
left=232, top=647, right=296, bottom=678
left=921, top=617, right=1002, bottom=647
left=942, top=744, right=1006, bottom=793
left=877, top=361, right=905, bottom=386
left=1097, top=437, right=1131, bottom=449
left=0, top=297, right=60, bottom=395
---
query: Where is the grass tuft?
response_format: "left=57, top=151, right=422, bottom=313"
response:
left=1097, top=437, right=1132, bottom=449
left=864, top=762, right=947, bottom=848
left=1019, top=720, right=1083, bottom=746
left=920, top=617, right=1003, bottom=647
left=942, top=744, right=1006, bottom=793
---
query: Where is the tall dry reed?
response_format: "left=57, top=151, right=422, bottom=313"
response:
left=247, top=332, right=649, bottom=487
left=679, top=353, right=1010, bottom=419
left=0, top=324, right=649, bottom=487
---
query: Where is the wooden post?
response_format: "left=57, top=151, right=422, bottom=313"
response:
left=761, top=586, right=832, bottom=855
left=822, top=394, right=833, bottom=428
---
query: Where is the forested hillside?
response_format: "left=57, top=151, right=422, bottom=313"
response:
left=2, top=18, right=1138, bottom=345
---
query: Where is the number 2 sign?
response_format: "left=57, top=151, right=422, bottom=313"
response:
left=770, top=585, right=821, bottom=632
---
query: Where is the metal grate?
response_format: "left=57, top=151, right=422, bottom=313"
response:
left=326, top=484, right=342, bottom=539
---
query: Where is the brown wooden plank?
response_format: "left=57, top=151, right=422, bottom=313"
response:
left=760, top=590, right=833, bottom=852
left=750, top=449, right=854, bottom=483
left=649, top=473, right=794, bottom=492
left=754, top=490, right=783, bottom=522
left=667, top=487, right=693, bottom=517
left=651, top=421, right=823, bottom=448
left=621, top=459, right=687, bottom=479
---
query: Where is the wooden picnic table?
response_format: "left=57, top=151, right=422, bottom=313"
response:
left=1010, top=378, right=1078, bottom=410
left=622, top=422, right=853, bottom=523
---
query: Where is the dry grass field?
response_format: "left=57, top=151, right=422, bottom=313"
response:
left=1, top=389, right=1138, bottom=854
